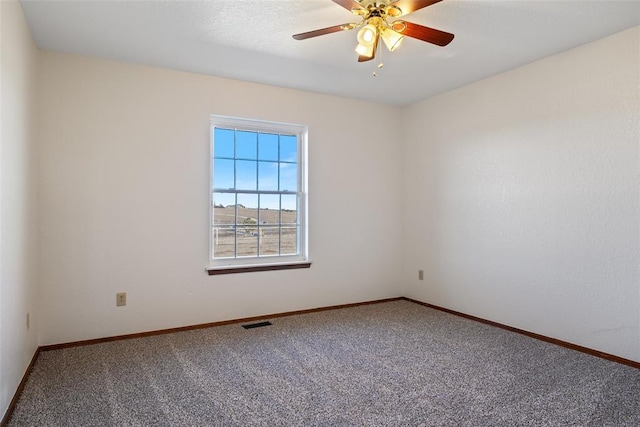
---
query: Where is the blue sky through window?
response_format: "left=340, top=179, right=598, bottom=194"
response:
left=259, top=162, right=278, bottom=191
left=259, top=133, right=278, bottom=161
left=213, top=128, right=234, bottom=158
left=236, top=131, right=257, bottom=159
left=213, top=128, right=299, bottom=210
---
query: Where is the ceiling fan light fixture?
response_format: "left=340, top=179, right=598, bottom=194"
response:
left=391, top=20, right=407, bottom=33
left=293, top=1, right=455, bottom=67
left=355, top=41, right=375, bottom=58
left=386, top=5, right=402, bottom=18
left=357, top=24, right=378, bottom=46
left=381, top=28, right=404, bottom=51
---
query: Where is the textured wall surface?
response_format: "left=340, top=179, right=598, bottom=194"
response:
left=402, top=27, right=640, bottom=362
left=37, top=52, right=403, bottom=345
left=0, top=0, right=40, bottom=419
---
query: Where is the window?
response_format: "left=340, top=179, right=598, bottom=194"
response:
left=208, top=115, right=308, bottom=274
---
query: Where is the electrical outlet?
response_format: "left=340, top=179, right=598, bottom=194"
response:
left=26, top=312, right=30, bottom=330
left=116, top=292, right=127, bottom=307
left=418, top=269, right=424, bottom=280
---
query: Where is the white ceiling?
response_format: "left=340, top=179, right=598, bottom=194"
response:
left=20, top=0, right=640, bottom=106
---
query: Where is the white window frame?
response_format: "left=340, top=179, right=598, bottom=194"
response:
left=208, top=115, right=308, bottom=272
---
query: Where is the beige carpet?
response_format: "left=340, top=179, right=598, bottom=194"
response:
left=8, top=300, right=640, bottom=426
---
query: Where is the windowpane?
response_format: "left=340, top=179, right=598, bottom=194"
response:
left=213, top=128, right=234, bottom=159
left=280, top=135, right=297, bottom=163
left=213, top=193, right=236, bottom=259
left=212, top=226, right=236, bottom=258
left=213, top=192, right=236, bottom=225
left=281, top=226, right=298, bottom=255
left=236, top=131, right=257, bottom=160
left=213, top=159, right=234, bottom=190
left=235, top=160, right=257, bottom=191
left=279, top=163, right=297, bottom=192
left=258, top=161, right=278, bottom=191
left=237, top=194, right=258, bottom=257
left=259, top=226, right=280, bottom=256
left=258, top=133, right=278, bottom=161
left=236, top=229, right=258, bottom=257
left=237, top=194, right=258, bottom=217
left=259, top=194, right=280, bottom=225
left=281, top=195, right=297, bottom=225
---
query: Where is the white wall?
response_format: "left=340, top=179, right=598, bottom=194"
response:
left=37, top=51, right=403, bottom=345
left=0, top=0, right=40, bottom=419
left=402, top=27, right=640, bottom=362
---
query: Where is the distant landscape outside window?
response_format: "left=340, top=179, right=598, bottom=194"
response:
left=211, top=118, right=305, bottom=262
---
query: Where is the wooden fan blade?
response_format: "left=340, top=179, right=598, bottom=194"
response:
left=400, top=21, right=454, bottom=46
left=292, top=24, right=352, bottom=40
left=331, top=0, right=364, bottom=12
left=392, top=0, right=444, bottom=16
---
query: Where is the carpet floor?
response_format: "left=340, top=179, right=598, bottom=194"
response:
left=8, top=300, right=640, bottom=426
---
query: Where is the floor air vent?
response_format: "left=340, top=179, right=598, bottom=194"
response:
left=242, top=321, right=272, bottom=329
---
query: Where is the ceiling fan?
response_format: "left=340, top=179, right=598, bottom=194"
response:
left=292, top=0, right=454, bottom=63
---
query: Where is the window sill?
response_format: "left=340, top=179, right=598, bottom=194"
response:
left=207, top=261, right=311, bottom=276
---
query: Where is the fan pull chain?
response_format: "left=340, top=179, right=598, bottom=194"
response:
left=373, top=38, right=384, bottom=77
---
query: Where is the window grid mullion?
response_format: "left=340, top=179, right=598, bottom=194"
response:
left=233, top=130, right=238, bottom=258
left=257, top=195, right=261, bottom=257
left=256, top=133, right=260, bottom=256
left=278, top=194, right=282, bottom=256
left=277, top=136, right=282, bottom=256
left=233, top=193, right=238, bottom=258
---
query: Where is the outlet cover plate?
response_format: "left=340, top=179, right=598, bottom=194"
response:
left=116, top=292, right=127, bottom=306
